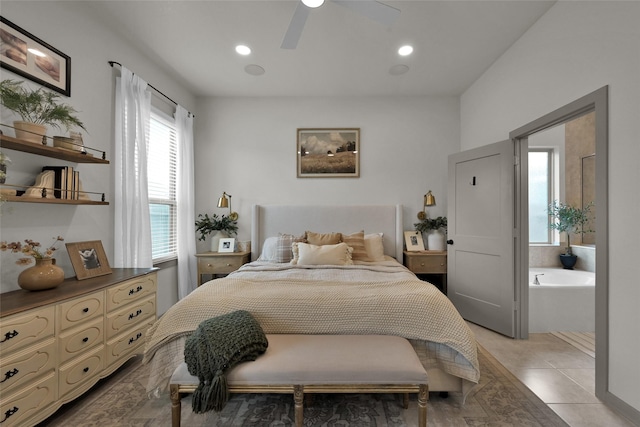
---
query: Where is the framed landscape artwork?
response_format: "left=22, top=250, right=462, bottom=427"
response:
left=297, top=128, right=360, bottom=178
left=0, top=16, right=71, bottom=96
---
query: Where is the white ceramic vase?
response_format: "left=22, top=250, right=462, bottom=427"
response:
left=426, top=231, right=446, bottom=251
left=210, top=230, right=229, bottom=252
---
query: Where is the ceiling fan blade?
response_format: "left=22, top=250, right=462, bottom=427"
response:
left=332, top=0, right=400, bottom=26
left=281, top=1, right=311, bottom=49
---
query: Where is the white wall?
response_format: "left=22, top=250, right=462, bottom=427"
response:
left=460, top=1, right=640, bottom=417
left=194, top=95, right=460, bottom=252
left=0, top=2, right=195, bottom=314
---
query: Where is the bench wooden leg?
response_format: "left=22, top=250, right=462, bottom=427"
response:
left=170, top=384, right=182, bottom=427
left=417, top=384, right=428, bottom=427
left=293, top=385, right=304, bottom=427
left=402, top=393, right=409, bottom=409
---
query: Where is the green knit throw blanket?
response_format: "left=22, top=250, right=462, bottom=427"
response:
left=184, top=310, right=268, bottom=413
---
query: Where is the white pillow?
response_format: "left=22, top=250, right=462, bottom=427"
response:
left=291, top=242, right=353, bottom=266
left=364, top=233, right=385, bottom=262
left=257, top=236, right=279, bottom=262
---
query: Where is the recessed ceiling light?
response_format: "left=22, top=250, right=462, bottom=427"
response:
left=245, top=64, right=265, bottom=76
left=389, top=64, right=410, bottom=76
left=302, top=0, right=325, bottom=8
left=398, top=45, right=413, bottom=56
left=235, top=45, right=251, bottom=55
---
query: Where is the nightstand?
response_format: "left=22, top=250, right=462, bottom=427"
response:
left=403, top=250, right=448, bottom=294
left=195, top=250, right=251, bottom=286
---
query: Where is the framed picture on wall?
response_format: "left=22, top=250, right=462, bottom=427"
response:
left=66, top=240, right=112, bottom=280
left=0, top=16, right=71, bottom=96
left=297, top=128, right=360, bottom=178
left=404, top=231, right=425, bottom=252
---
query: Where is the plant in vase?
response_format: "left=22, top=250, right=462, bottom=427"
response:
left=548, top=200, right=594, bottom=269
left=0, top=236, right=65, bottom=290
left=0, top=79, right=86, bottom=144
left=195, top=213, right=238, bottom=251
left=414, top=216, right=447, bottom=251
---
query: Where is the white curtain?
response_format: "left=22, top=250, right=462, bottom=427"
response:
left=113, top=66, right=153, bottom=268
left=175, top=105, right=197, bottom=298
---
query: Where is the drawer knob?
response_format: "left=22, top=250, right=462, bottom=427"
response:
left=420, top=263, right=425, bottom=266
left=207, top=263, right=212, bottom=267
left=0, top=368, right=19, bottom=384
left=226, top=263, right=231, bottom=267
left=0, top=330, right=19, bottom=343
left=129, top=285, right=143, bottom=295
left=82, top=307, right=89, bottom=313
left=82, top=337, right=89, bottom=343
left=83, top=367, right=89, bottom=373
left=0, top=406, right=19, bottom=423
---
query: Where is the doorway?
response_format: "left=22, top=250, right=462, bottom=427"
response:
left=510, top=86, right=608, bottom=399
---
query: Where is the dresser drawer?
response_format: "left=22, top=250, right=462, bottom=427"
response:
left=105, top=275, right=157, bottom=312
left=406, top=254, right=447, bottom=273
left=59, top=345, right=104, bottom=399
left=0, top=371, right=56, bottom=427
left=58, top=317, right=104, bottom=365
left=198, top=256, right=244, bottom=274
left=0, top=306, right=55, bottom=356
left=106, top=295, right=156, bottom=340
left=0, top=338, right=56, bottom=391
left=106, top=320, right=154, bottom=367
left=58, top=291, right=104, bottom=332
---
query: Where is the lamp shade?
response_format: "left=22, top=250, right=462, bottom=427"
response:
left=425, top=191, right=436, bottom=207
left=217, top=193, right=229, bottom=208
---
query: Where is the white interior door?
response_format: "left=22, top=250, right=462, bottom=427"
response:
left=447, top=140, right=516, bottom=337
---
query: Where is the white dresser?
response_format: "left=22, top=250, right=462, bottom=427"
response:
left=0, top=269, right=157, bottom=426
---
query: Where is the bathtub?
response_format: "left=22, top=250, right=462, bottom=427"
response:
left=529, top=268, right=595, bottom=333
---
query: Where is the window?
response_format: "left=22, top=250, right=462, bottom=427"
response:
left=529, top=149, right=553, bottom=243
left=148, top=109, right=177, bottom=261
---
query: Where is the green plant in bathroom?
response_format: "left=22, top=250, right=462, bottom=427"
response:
left=547, top=200, right=594, bottom=256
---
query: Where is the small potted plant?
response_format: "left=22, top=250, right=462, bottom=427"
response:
left=0, top=79, right=86, bottom=144
left=195, top=213, right=238, bottom=251
left=0, top=236, right=65, bottom=290
left=414, top=216, right=447, bottom=251
left=548, top=200, right=594, bottom=269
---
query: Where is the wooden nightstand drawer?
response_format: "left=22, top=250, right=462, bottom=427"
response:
left=196, top=251, right=251, bottom=286
left=405, top=254, right=447, bottom=273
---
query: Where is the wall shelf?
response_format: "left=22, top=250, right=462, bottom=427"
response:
left=0, top=134, right=109, bottom=164
left=0, top=194, right=108, bottom=205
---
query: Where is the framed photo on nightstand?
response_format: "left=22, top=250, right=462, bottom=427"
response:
left=404, top=231, right=424, bottom=252
left=218, top=238, right=236, bottom=253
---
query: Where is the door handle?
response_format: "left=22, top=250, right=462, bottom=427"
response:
left=447, top=239, right=454, bottom=245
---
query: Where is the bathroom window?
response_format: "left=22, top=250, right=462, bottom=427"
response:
left=529, top=149, right=553, bottom=243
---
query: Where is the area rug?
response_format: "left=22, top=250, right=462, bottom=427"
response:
left=40, top=345, right=568, bottom=426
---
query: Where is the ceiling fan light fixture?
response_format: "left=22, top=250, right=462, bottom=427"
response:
left=398, top=45, right=414, bottom=56
left=302, top=0, right=324, bottom=8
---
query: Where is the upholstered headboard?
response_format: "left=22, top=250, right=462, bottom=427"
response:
left=251, top=204, right=404, bottom=261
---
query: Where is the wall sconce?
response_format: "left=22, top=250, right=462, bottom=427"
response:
left=217, top=191, right=238, bottom=221
left=417, top=190, right=436, bottom=220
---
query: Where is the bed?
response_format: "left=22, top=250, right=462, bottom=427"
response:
left=143, top=205, right=480, bottom=401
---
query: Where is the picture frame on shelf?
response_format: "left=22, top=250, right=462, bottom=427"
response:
left=66, top=240, right=112, bottom=280
left=297, top=128, right=360, bottom=178
left=0, top=16, right=71, bottom=96
left=218, top=237, right=236, bottom=253
left=404, top=230, right=425, bottom=252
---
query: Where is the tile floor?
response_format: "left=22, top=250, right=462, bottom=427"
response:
left=468, top=322, right=637, bottom=427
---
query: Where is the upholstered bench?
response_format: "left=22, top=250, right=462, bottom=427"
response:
left=170, top=334, right=428, bottom=427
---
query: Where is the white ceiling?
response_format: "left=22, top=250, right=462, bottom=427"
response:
left=84, top=0, right=555, bottom=97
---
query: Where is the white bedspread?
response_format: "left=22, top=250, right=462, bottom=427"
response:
left=143, top=259, right=480, bottom=394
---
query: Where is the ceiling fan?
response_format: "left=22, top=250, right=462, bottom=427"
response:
left=281, top=0, right=401, bottom=49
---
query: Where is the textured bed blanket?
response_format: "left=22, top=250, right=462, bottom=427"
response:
left=143, top=261, right=480, bottom=393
